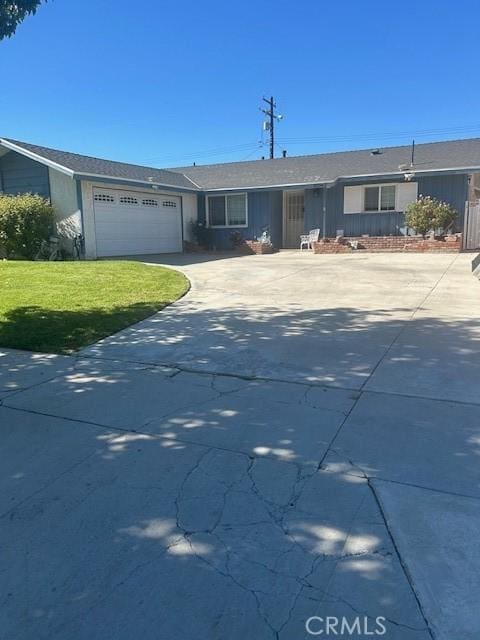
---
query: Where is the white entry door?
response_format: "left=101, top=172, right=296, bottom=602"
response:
left=283, top=191, right=305, bottom=248
left=93, top=188, right=183, bottom=256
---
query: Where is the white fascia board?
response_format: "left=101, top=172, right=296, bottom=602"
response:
left=182, top=174, right=202, bottom=189
left=0, top=139, right=75, bottom=177
left=336, top=167, right=480, bottom=181
left=204, top=180, right=336, bottom=193
left=73, top=171, right=199, bottom=192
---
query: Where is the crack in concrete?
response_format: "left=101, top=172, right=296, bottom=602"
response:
left=316, top=391, right=365, bottom=472
left=170, top=448, right=328, bottom=636
left=185, top=532, right=278, bottom=638
left=315, top=452, right=437, bottom=638
left=367, top=480, right=436, bottom=640
left=1, top=256, right=473, bottom=638
left=0, top=368, right=454, bottom=640
left=328, top=449, right=480, bottom=502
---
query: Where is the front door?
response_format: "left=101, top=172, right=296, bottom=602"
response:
left=283, top=190, right=305, bottom=248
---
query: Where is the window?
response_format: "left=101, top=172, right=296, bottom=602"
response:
left=142, top=198, right=158, bottom=207
left=162, top=200, right=177, bottom=208
left=364, top=187, right=379, bottom=211
left=94, top=193, right=115, bottom=203
left=207, top=193, right=247, bottom=227
left=364, top=185, right=396, bottom=212
left=119, top=196, right=138, bottom=205
left=226, top=194, right=247, bottom=225
left=208, top=196, right=226, bottom=226
left=380, top=185, right=396, bottom=210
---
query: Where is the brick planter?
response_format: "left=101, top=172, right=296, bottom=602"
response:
left=237, top=240, right=276, bottom=255
left=313, top=234, right=462, bottom=254
left=312, top=239, right=353, bottom=254
left=184, top=240, right=276, bottom=255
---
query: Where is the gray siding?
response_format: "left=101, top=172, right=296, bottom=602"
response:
left=0, top=150, right=50, bottom=197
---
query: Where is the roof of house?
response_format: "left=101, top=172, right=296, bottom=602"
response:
left=0, top=138, right=199, bottom=190
left=172, top=138, right=480, bottom=190
left=2, top=136, right=480, bottom=193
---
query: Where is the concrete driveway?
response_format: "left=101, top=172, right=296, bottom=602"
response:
left=1, top=252, right=479, bottom=639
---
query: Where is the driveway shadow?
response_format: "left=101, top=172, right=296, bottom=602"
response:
left=0, top=401, right=431, bottom=639
left=106, top=251, right=247, bottom=266
left=78, top=302, right=480, bottom=398
left=2, top=301, right=479, bottom=637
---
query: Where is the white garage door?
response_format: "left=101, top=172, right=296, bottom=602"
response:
left=93, top=188, right=183, bottom=256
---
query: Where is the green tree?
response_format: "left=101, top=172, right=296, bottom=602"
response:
left=405, top=195, right=458, bottom=238
left=0, top=1, right=45, bottom=40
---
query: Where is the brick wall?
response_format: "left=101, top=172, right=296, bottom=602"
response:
left=313, top=235, right=462, bottom=254
left=312, top=242, right=353, bottom=254
left=184, top=239, right=276, bottom=255
left=237, top=240, right=276, bottom=255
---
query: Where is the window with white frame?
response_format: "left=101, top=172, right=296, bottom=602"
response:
left=364, top=185, right=396, bottom=212
left=207, top=193, right=248, bottom=227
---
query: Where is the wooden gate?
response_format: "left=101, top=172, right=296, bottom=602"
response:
left=464, top=201, right=480, bottom=249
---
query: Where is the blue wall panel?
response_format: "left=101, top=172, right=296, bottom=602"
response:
left=203, top=172, right=468, bottom=249
left=416, top=174, right=467, bottom=228
left=305, top=172, right=468, bottom=238
left=202, top=190, right=283, bottom=250
left=0, top=151, right=50, bottom=197
left=269, top=190, right=283, bottom=248
left=304, top=189, right=319, bottom=234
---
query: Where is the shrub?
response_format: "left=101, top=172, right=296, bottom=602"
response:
left=0, top=193, right=55, bottom=259
left=405, top=195, right=458, bottom=238
left=190, top=221, right=214, bottom=249
left=229, top=230, right=244, bottom=248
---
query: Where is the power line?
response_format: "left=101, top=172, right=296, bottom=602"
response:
left=277, top=124, right=480, bottom=146
left=139, top=122, right=480, bottom=167
left=239, top=141, right=267, bottom=161
left=141, top=142, right=261, bottom=165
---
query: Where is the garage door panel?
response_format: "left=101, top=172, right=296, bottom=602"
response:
left=93, top=188, right=183, bottom=256
left=97, top=241, right=165, bottom=257
left=95, top=221, right=175, bottom=235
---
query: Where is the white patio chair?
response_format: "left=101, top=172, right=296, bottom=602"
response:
left=300, top=228, right=320, bottom=250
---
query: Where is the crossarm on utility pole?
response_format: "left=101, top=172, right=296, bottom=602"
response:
left=260, top=96, right=282, bottom=159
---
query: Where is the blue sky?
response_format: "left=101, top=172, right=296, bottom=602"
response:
left=0, top=0, right=478, bottom=167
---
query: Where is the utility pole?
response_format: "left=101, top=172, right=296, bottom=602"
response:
left=260, top=96, right=283, bottom=159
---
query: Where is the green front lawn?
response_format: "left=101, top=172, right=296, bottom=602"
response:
left=0, top=261, right=189, bottom=353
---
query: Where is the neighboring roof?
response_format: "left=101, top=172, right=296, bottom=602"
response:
left=2, top=136, right=480, bottom=193
left=171, top=138, right=480, bottom=190
left=0, top=138, right=199, bottom=191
